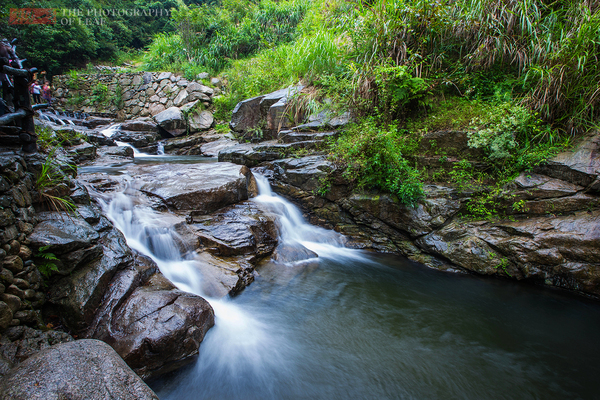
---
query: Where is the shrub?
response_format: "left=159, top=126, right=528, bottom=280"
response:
left=331, top=118, right=424, bottom=207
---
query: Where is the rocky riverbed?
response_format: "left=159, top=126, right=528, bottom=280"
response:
left=0, top=80, right=598, bottom=396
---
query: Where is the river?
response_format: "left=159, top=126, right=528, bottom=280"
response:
left=82, top=150, right=600, bottom=400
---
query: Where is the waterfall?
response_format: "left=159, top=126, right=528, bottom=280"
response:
left=157, top=141, right=165, bottom=155
left=252, top=174, right=364, bottom=260
left=100, top=179, right=300, bottom=395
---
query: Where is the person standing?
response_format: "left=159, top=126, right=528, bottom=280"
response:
left=32, top=80, right=41, bottom=104
left=41, top=81, right=51, bottom=106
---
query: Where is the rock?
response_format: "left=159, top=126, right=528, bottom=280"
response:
left=230, top=95, right=264, bottom=133
left=148, top=103, right=166, bottom=116
left=158, top=71, right=172, bottom=81
left=49, top=228, right=133, bottom=332
left=119, top=120, right=158, bottom=132
left=0, top=339, right=159, bottom=400
left=0, top=268, right=13, bottom=286
left=0, top=301, right=12, bottom=329
left=272, top=243, right=318, bottom=263
left=67, top=142, right=97, bottom=163
left=210, top=77, right=221, bottom=87
left=28, top=212, right=99, bottom=256
left=129, top=162, right=253, bottom=213
left=190, top=201, right=277, bottom=257
left=266, top=97, right=293, bottom=137
left=82, top=117, right=114, bottom=128
left=218, top=141, right=307, bottom=167
left=187, top=82, right=213, bottom=96
left=416, top=210, right=600, bottom=296
left=201, top=137, right=239, bottom=157
left=512, top=172, right=584, bottom=199
left=1, top=293, right=21, bottom=313
left=92, top=271, right=214, bottom=379
left=112, top=130, right=161, bottom=148
left=196, top=72, right=209, bottom=80
left=2, top=256, right=23, bottom=274
left=174, top=89, right=189, bottom=106
left=192, top=252, right=253, bottom=297
left=12, top=278, right=28, bottom=290
left=230, top=86, right=302, bottom=135
left=189, top=110, right=214, bottom=132
left=535, top=132, right=600, bottom=189
left=154, top=106, right=187, bottom=137
left=5, top=285, right=24, bottom=299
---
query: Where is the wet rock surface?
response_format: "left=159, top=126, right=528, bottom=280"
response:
left=89, top=265, right=214, bottom=379
left=255, top=132, right=600, bottom=297
left=0, top=339, right=159, bottom=400
left=129, top=162, right=253, bottom=213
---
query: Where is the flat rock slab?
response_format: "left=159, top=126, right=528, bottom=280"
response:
left=28, top=212, right=100, bottom=255
left=0, top=339, right=159, bottom=400
left=129, top=162, right=252, bottom=213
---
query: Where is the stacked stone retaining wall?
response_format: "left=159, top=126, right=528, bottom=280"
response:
left=52, top=71, right=218, bottom=121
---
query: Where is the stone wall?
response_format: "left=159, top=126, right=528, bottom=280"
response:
left=0, top=153, right=46, bottom=332
left=52, top=71, right=218, bottom=121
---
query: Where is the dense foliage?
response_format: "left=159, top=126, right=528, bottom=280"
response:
left=1, top=0, right=179, bottom=75
left=143, top=0, right=309, bottom=76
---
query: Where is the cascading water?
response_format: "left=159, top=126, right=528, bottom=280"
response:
left=252, top=175, right=366, bottom=260
left=86, top=155, right=600, bottom=400
left=98, top=174, right=361, bottom=398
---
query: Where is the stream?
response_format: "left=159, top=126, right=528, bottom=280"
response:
left=82, top=149, right=600, bottom=400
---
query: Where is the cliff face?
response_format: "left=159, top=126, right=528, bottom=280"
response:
left=253, top=131, right=600, bottom=298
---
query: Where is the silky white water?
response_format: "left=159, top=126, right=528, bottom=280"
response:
left=90, top=162, right=600, bottom=400
left=99, top=174, right=367, bottom=396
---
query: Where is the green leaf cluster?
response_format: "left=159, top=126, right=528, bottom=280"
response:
left=331, top=118, right=424, bottom=207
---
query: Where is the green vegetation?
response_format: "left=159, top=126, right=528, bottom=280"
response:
left=34, top=245, right=59, bottom=279
left=35, top=146, right=77, bottom=214
left=332, top=118, right=423, bottom=207
left=16, top=0, right=598, bottom=210
left=143, top=0, right=309, bottom=77
left=1, top=0, right=178, bottom=75
left=200, top=0, right=597, bottom=209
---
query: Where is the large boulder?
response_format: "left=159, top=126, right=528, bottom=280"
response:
left=190, top=201, right=277, bottom=258
left=118, top=119, right=158, bottom=133
left=0, top=339, right=159, bottom=400
left=229, top=86, right=302, bottom=137
left=88, top=265, right=214, bottom=379
left=535, top=132, right=600, bottom=190
left=47, top=227, right=134, bottom=332
left=189, top=110, right=214, bottom=133
left=201, top=137, right=239, bottom=157
left=416, top=210, right=600, bottom=296
left=128, top=162, right=254, bottom=213
left=154, top=106, right=187, bottom=137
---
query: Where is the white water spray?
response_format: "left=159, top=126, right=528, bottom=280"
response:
left=252, top=174, right=365, bottom=260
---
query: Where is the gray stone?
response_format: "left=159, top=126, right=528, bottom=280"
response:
left=153, top=106, right=187, bottom=137
left=158, top=72, right=172, bottom=81
left=0, top=339, right=159, bottom=400
left=189, top=110, right=214, bottom=132
left=535, top=132, right=600, bottom=188
left=0, top=301, right=12, bottom=329
left=28, top=213, right=99, bottom=255
left=187, top=82, right=214, bottom=96
left=91, top=270, right=214, bottom=379
left=201, top=137, right=239, bottom=157
left=196, top=72, right=209, bottom=80
left=174, top=89, right=189, bottom=107
left=128, top=162, right=252, bottom=213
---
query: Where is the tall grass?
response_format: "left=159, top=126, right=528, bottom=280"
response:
left=344, top=0, right=600, bottom=132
